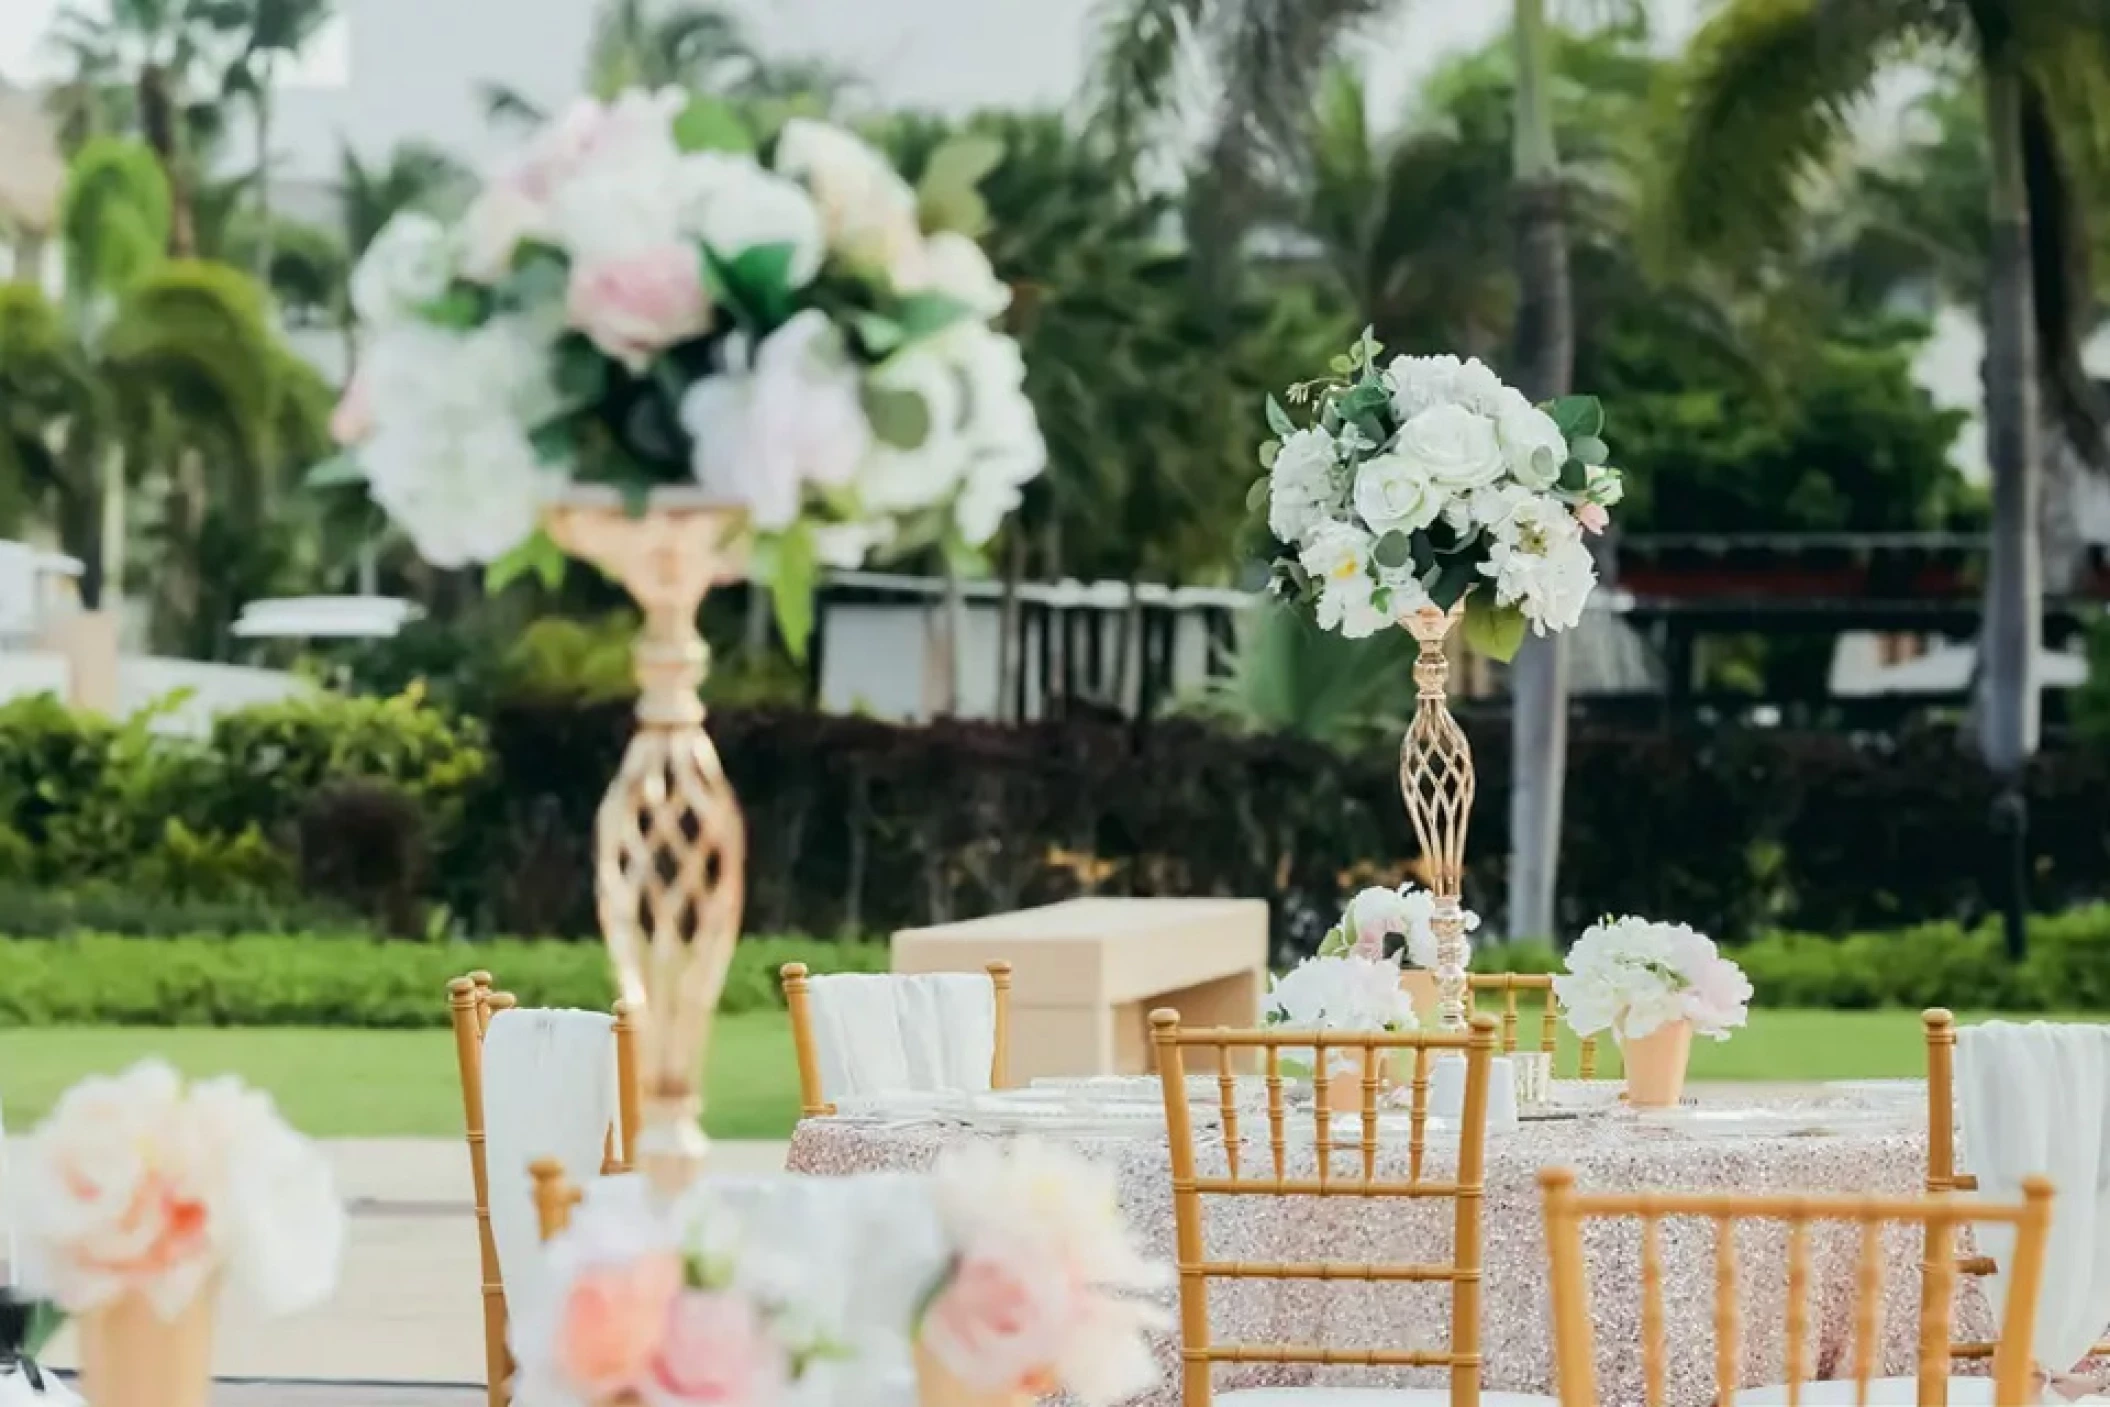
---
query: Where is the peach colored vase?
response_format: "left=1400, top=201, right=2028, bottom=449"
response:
left=1398, top=970, right=1440, bottom=1027
left=79, top=1290, right=215, bottom=1407
left=1621, top=1019, right=1693, bottom=1108
left=916, top=1338, right=1035, bottom=1407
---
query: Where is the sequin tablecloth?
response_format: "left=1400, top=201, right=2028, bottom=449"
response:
left=787, top=1085, right=1986, bottom=1407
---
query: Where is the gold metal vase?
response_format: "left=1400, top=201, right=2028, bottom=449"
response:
left=1398, top=603, right=1475, bottom=1031
left=542, top=487, right=750, bottom=1197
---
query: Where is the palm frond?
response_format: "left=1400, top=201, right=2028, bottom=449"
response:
left=478, top=81, right=548, bottom=129
left=1082, top=0, right=1205, bottom=163
left=1656, top=0, right=1908, bottom=264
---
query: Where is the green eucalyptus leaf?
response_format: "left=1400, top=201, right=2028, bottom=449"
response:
left=863, top=384, right=931, bottom=449
left=673, top=96, right=754, bottom=153
left=1557, top=458, right=1589, bottom=492
left=1258, top=439, right=1280, bottom=470
left=494, top=250, right=568, bottom=312
left=552, top=335, right=608, bottom=410
left=916, top=134, right=1004, bottom=235
left=305, top=452, right=365, bottom=488
left=1462, top=592, right=1529, bottom=662
left=1372, top=530, right=1412, bottom=571
left=893, top=292, right=977, bottom=343
left=1246, top=475, right=1270, bottom=512
left=1265, top=395, right=1296, bottom=438
left=1547, top=395, right=1603, bottom=440
left=1572, top=434, right=1609, bottom=466
left=851, top=311, right=907, bottom=357
left=708, top=241, right=798, bottom=331
left=416, top=285, right=487, bottom=329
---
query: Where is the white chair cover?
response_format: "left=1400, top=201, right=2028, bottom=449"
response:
left=482, top=1007, right=617, bottom=1318
left=805, top=973, right=996, bottom=1104
left=1957, top=1020, right=2110, bottom=1375
left=580, top=1170, right=947, bottom=1407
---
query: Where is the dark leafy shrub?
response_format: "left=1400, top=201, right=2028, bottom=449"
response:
left=298, top=782, right=429, bottom=937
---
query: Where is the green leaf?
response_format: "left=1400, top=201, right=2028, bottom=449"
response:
left=552, top=335, right=608, bottom=410
left=673, top=96, right=753, bottom=154
left=1265, top=395, right=1296, bottom=438
left=1372, top=530, right=1412, bottom=571
left=1246, top=475, right=1270, bottom=512
left=485, top=530, right=567, bottom=592
left=1257, top=440, right=1280, bottom=470
left=893, top=292, right=976, bottom=343
left=1429, top=557, right=1477, bottom=609
left=494, top=249, right=568, bottom=312
left=919, top=187, right=990, bottom=240
left=707, top=242, right=798, bottom=331
left=1328, top=354, right=1354, bottom=376
left=1557, top=458, right=1589, bottom=492
left=917, top=134, right=1004, bottom=235
left=1572, top=434, right=1609, bottom=466
left=1462, top=593, right=1529, bottom=663
left=416, top=285, right=487, bottom=329
left=305, top=452, right=365, bottom=488
left=24, top=1301, right=65, bottom=1358
left=1547, top=395, right=1603, bottom=440
left=851, top=311, right=906, bottom=357
left=863, top=384, right=931, bottom=449
left=768, top=525, right=821, bottom=660
left=1337, top=382, right=1390, bottom=422
left=528, top=419, right=574, bottom=466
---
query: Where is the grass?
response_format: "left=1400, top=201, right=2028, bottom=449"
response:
left=0, top=1006, right=2070, bottom=1140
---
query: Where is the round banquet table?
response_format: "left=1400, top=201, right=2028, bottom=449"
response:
left=787, top=1081, right=1993, bottom=1407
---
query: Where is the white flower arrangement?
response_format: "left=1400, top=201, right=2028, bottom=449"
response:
left=323, top=90, right=1044, bottom=653
left=1254, top=332, right=1624, bottom=658
left=513, top=1188, right=841, bottom=1407
left=10, top=1061, right=345, bottom=1322
left=920, top=1139, right=1169, bottom=1407
left=1552, top=916, right=1754, bottom=1043
left=1317, top=882, right=1481, bottom=971
left=1265, top=953, right=1419, bottom=1076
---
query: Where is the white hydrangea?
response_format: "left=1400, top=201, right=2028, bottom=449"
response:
left=1266, top=954, right=1417, bottom=1073
left=1268, top=428, right=1340, bottom=544
left=1479, top=495, right=1597, bottom=634
left=349, top=212, right=454, bottom=328
left=1553, top=916, right=1752, bottom=1042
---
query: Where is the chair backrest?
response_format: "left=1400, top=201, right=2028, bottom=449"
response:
left=1539, top=1166, right=2054, bottom=1407
left=1151, top=1008, right=1501, bottom=1407
left=780, top=962, right=1012, bottom=1118
left=1924, top=1008, right=2110, bottom=1371
left=1466, top=972, right=1598, bottom=1078
left=447, top=971, right=639, bottom=1407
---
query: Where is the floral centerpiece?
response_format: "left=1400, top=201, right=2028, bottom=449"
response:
left=1552, top=917, right=1753, bottom=1106
left=1265, top=953, right=1419, bottom=1107
left=1254, top=332, right=1623, bottom=656
left=1318, top=884, right=1482, bottom=1026
left=327, top=88, right=1044, bottom=652
left=516, top=1188, right=843, bottom=1407
left=10, top=1062, right=346, bottom=1407
left=918, top=1140, right=1168, bottom=1406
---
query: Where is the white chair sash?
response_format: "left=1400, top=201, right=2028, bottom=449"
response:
left=806, top=973, right=995, bottom=1103
left=1957, top=1020, right=2110, bottom=1373
left=482, top=1007, right=617, bottom=1317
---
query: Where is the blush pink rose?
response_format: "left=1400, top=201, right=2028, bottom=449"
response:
left=921, top=1242, right=1083, bottom=1393
left=650, top=1290, right=789, bottom=1405
left=555, top=1252, right=683, bottom=1395
left=566, top=244, right=713, bottom=371
left=330, top=371, right=371, bottom=445
left=1575, top=502, right=1609, bottom=535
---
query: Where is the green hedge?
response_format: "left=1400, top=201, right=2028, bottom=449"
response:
left=0, top=934, right=887, bottom=1028
left=1733, top=906, right=2110, bottom=1012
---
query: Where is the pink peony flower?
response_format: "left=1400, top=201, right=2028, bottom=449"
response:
left=565, top=243, right=713, bottom=372
left=649, top=1289, right=790, bottom=1405
left=1682, top=952, right=1754, bottom=1037
left=1575, top=502, right=1610, bottom=535
left=330, top=371, right=371, bottom=445
left=554, top=1252, right=683, bottom=1396
left=921, top=1240, right=1084, bottom=1393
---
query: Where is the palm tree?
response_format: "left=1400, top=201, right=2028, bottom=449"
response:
left=0, top=85, right=68, bottom=283
left=219, top=0, right=336, bottom=283
left=1660, top=0, right=2110, bottom=948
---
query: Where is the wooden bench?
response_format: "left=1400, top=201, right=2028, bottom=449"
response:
left=891, top=898, right=1268, bottom=1080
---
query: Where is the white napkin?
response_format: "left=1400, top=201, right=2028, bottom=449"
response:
left=807, top=973, right=995, bottom=1103
left=482, top=1007, right=617, bottom=1317
left=1956, top=1020, right=2110, bottom=1373
left=581, top=1170, right=946, bottom=1407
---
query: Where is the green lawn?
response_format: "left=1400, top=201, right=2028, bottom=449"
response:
left=0, top=1007, right=2056, bottom=1140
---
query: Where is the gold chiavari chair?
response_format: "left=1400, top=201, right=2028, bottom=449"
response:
left=1539, top=1167, right=2054, bottom=1407
left=1152, top=1009, right=1553, bottom=1407
left=781, top=960, right=1013, bottom=1118
left=1924, top=1009, right=2110, bottom=1373
left=447, top=972, right=641, bottom=1407
left=1465, top=973, right=1598, bottom=1078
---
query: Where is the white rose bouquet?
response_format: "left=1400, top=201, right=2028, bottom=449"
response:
left=1254, top=330, right=1624, bottom=656
left=1318, top=882, right=1481, bottom=971
left=10, top=1061, right=345, bottom=1322
left=1552, top=916, right=1754, bottom=1043
left=321, top=90, right=1044, bottom=653
left=1265, top=953, right=1419, bottom=1076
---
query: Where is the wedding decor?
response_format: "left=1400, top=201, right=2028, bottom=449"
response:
left=1264, top=953, right=1420, bottom=1108
left=513, top=1187, right=842, bottom=1407
left=328, top=91, right=1044, bottom=1190
left=919, top=1140, right=1168, bottom=1407
left=1552, top=917, right=1753, bottom=1106
left=10, top=1062, right=345, bottom=1407
left=0, top=1290, right=73, bottom=1407
left=1318, top=882, right=1482, bottom=1024
left=1252, top=334, right=1623, bottom=1033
